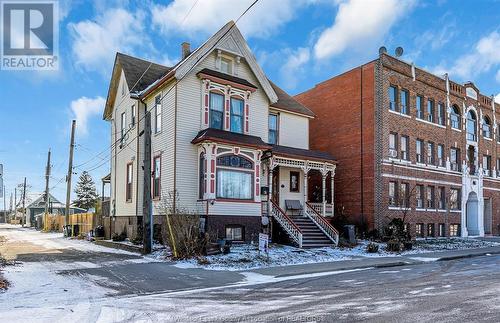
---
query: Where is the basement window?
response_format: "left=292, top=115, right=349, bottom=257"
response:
left=225, top=225, right=243, bottom=241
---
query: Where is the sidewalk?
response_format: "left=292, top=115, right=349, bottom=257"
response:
left=250, top=245, right=500, bottom=277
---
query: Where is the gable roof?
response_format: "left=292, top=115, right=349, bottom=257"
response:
left=197, top=68, right=257, bottom=89
left=118, top=53, right=172, bottom=93
left=269, top=81, right=315, bottom=117
left=103, top=21, right=313, bottom=120
left=103, top=53, right=173, bottom=120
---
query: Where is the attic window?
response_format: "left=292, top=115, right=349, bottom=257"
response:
left=220, top=57, right=233, bottom=74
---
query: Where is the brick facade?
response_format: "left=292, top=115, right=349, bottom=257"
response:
left=296, top=53, right=500, bottom=237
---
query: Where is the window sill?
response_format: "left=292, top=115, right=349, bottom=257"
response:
left=216, top=198, right=259, bottom=203
left=388, top=109, right=411, bottom=118
left=416, top=118, right=446, bottom=129
left=484, top=137, right=492, bottom=141
left=450, top=210, right=462, bottom=213
left=451, top=127, right=462, bottom=132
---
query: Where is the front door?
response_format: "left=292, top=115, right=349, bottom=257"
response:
left=466, top=192, right=479, bottom=236
left=272, top=166, right=280, bottom=204
left=484, top=198, right=492, bottom=235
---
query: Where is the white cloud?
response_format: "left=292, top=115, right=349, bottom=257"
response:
left=151, top=0, right=309, bottom=39
left=70, top=96, right=106, bottom=136
left=448, top=31, right=500, bottom=80
left=314, top=0, right=415, bottom=60
left=68, top=8, right=146, bottom=72
left=496, top=70, right=500, bottom=83
left=280, top=47, right=311, bottom=90
left=496, top=93, right=500, bottom=104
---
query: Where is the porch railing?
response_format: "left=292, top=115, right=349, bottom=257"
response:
left=270, top=200, right=303, bottom=248
left=305, top=202, right=339, bottom=246
left=307, top=202, right=334, bottom=216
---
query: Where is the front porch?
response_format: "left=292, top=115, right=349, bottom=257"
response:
left=262, top=145, right=339, bottom=248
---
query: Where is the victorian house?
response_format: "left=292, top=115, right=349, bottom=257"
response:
left=103, top=22, right=339, bottom=247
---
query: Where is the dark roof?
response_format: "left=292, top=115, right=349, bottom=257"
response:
left=270, top=145, right=336, bottom=162
left=117, top=52, right=172, bottom=93
left=192, top=128, right=270, bottom=149
left=269, top=81, right=315, bottom=117
left=198, top=68, right=257, bottom=89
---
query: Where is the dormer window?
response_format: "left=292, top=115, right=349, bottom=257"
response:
left=220, top=57, right=233, bottom=74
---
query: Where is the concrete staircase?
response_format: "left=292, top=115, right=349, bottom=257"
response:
left=289, top=215, right=335, bottom=248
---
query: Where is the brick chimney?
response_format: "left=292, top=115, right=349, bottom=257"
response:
left=181, top=42, right=191, bottom=59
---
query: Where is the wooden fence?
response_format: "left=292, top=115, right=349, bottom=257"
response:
left=43, top=213, right=96, bottom=236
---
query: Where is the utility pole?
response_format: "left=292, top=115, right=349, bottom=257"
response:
left=44, top=149, right=51, bottom=217
left=3, top=185, right=5, bottom=224
left=14, top=187, right=17, bottom=220
left=21, top=177, right=26, bottom=227
left=65, top=120, right=76, bottom=236
left=143, top=110, right=152, bottom=254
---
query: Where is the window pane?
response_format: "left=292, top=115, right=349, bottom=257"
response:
left=230, top=98, right=244, bottom=133
left=217, top=170, right=252, bottom=199
left=269, top=114, right=278, bottom=144
left=389, top=86, right=397, bottom=111
left=210, top=92, right=224, bottom=129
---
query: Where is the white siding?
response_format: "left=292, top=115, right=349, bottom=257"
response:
left=110, top=70, right=140, bottom=218
left=277, top=112, right=309, bottom=149
left=277, top=167, right=306, bottom=212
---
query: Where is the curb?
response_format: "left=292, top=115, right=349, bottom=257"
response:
left=94, top=240, right=143, bottom=254
left=436, top=249, right=500, bottom=261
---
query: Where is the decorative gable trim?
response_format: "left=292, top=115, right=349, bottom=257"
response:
left=174, top=21, right=278, bottom=104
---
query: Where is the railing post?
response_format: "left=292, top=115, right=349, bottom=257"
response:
left=330, top=169, right=334, bottom=216
left=321, top=172, right=327, bottom=216
left=267, top=163, right=273, bottom=217
left=302, top=166, right=309, bottom=217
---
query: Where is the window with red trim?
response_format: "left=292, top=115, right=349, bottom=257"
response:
left=153, top=156, right=161, bottom=199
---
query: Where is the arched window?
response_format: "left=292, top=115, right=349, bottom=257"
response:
left=467, top=110, right=477, bottom=141
left=451, top=105, right=461, bottom=129
left=216, top=155, right=253, bottom=200
left=483, top=116, right=492, bottom=139
left=199, top=153, right=205, bottom=199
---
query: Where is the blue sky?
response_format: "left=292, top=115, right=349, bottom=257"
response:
left=1, top=0, right=500, bottom=204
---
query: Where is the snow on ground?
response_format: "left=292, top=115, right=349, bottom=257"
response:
left=174, top=238, right=500, bottom=271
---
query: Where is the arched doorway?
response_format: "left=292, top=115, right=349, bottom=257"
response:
left=466, top=192, right=479, bottom=236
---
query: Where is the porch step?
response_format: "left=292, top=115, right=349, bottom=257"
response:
left=290, top=215, right=336, bottom=248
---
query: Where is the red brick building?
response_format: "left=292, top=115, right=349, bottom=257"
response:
left=296, top=53, right=500, bottom=238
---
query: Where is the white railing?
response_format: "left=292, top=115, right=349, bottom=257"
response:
left=271, top=200, right=303, bottom=248
left=308, top=202, right=333, bottom=216
left=305, top=202, right=339, bottom=246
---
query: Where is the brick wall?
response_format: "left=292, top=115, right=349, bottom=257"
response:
left=295, top=62, right=376, bottom=230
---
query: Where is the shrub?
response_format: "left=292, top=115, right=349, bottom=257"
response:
left=386, top=239, right=402, bottom=252
left=366, top=242, right=379, bottom=253
left=112, top=231, right=126, bottom=242
left=159, top=192, right=208, bottom=259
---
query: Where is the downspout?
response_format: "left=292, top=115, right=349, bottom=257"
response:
left=360, top=66, right=365, bottom=230
left=173, top=83, right=178, bottom=213
left=135, top=98, right=140, bottom=229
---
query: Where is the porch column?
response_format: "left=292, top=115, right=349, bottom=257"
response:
left=267, top=160, right=274, bottom=217
left=330, top=169, right=335, bottom=215
left=303, top=168, right=309, bottom=216
left=321, top=171, right=327, bottom=216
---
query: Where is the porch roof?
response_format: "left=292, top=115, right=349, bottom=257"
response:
left=268, top=145, right=336, bottom=163
left=191, top=128, right=270, bottom=149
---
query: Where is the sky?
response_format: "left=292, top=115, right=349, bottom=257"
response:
left=1, top=0, right=500, bottom=205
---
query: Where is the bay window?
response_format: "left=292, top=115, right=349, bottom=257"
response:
left=216, top=155, right=253, bottom=200
left=210, top=92, right=224, bottom=129
left=230, top=97, right=244, bottom=133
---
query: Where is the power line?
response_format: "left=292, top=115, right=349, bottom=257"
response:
left=82, top=1, right=260, bottom=173
left=73, top=0, right=202, bottom=170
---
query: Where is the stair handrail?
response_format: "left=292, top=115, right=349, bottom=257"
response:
left=305, top=202, right=339, bottom=246
left=270, top=200, right=303, bottom=248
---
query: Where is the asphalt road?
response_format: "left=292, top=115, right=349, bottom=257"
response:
left=2, top=225, right=500, bottom=322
